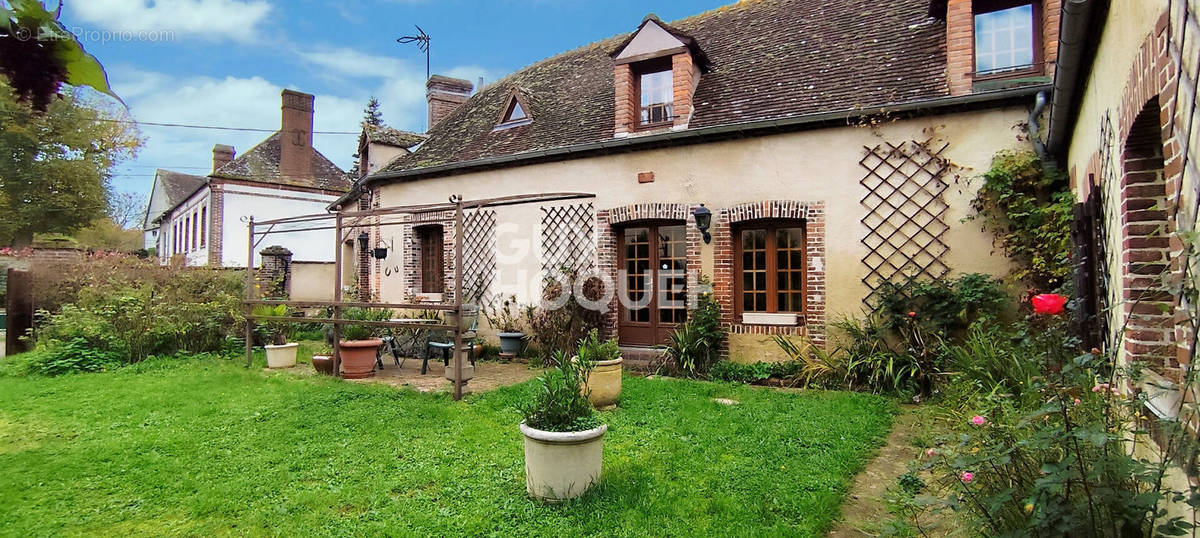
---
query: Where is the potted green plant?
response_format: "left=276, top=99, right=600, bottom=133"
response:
left=575, top=329, right=623, bottom=409
left=338, top=307, right=391, bottom=379
left=311, top=343, right=334, bottom=375
left=254, top=304, right=298, bottom=369
left=486, top=295, right=526, bottom=355
left=519, top=350, right=606, bottom=502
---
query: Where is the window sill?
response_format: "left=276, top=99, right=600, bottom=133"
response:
left=635, top=121, right=674, bottom=132
left=741, top=312, right=799, bottom=326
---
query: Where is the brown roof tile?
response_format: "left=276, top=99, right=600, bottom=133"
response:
left=362, top=123, right=425, bottom=148
left=383, top=0, right=948, bottom=173
left=213, top=132, right=351, bottom=192
left=157, top=169, right=207, bottom=206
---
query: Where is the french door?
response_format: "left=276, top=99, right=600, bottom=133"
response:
left=617, top=223, right=687, bottom=345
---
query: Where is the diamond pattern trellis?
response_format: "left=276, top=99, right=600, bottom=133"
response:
left=462, top=210, right=497, bottom=303
left=859, top=140, right=952, bottom=305
left=541, top=203, right=595, bottom=278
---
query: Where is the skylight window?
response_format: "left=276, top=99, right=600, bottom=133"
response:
left=496, top=93, right=532, bottom=130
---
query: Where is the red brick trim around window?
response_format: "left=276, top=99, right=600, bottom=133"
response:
left=713, top=201, right=826, bottom=351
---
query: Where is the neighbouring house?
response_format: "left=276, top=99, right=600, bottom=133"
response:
left=142, top=169, right=207, bottom=251
left=334, top=0, right=1061, bottom=361
left=151, top=90, right=351, bottom=268
left=1050, top=0, right=1200, bottom=418
left=354, top=123, right=425, bottom=179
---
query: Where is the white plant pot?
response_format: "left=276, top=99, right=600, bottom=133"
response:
left=521, top=421, right=607, bottom=501
left=264, top=342, right=299, bottom=368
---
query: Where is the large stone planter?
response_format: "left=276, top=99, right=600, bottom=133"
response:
left=580, top=356, right=623, bottom=410
left=498, top=332, right=525, bottom=355
left=264, top=342, right=298, bottom=368
left=521, top=421, right=607, bottom=501
left=339, top=339, right=382, bottom=379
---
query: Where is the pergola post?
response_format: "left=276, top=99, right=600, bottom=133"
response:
left=333, top=213, right=344, bottom=376
left=244, top=216, right=255, bottom=368
left=452, top=194, right=465, bottom=400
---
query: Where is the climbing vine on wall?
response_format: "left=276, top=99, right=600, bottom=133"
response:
left=967, top=150, right=1073, bottom=290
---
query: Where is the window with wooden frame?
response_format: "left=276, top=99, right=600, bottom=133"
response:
left=633, top=57, right=673, bottom=127
left=495, top=91, right=532, bottom=130
left=200, top=206, right=207, bottom=247
left=191, top=210, right=198, bottom=251
left=973, top=0, right=1040, bottom=77
left=416, top=225, right=445, bottom=294
left=733, top=221, right=806, bottom=316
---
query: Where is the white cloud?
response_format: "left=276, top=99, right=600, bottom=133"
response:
left=69, top=0, right=272, bottom=42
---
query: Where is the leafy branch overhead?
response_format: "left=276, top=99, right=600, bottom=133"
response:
left=0, top=0, right=121, bottom=111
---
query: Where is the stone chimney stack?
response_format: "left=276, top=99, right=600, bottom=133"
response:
left=212, top=144, right=235, bottom=173
left=280, top=89, right=314, bottom=179
left=425, top=75, right=473, bottom=131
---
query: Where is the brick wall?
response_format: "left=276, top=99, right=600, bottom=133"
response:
left=613, top=63, right=636, bottom=137
left=671, top=52, right=694, bottom=129
left=208, top=184, right=224, bottom=266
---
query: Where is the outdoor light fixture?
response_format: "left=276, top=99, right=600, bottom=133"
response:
left=357, top=232, right=370, bottom=252
left=693, top=204, right=712, bottom=244
left=373, top=246, right=389, bottom=260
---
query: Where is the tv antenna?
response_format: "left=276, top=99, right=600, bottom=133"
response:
left=397, top=25, right=431, bottom=81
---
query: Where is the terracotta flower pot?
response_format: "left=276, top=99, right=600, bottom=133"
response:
left=264, top=342, right=298, bottom=368
left=311, top=355, right=334, bottom=375
left=578, top=355, right=623, bottom=410
left=339, top=339, right=382, bottom=379
left=521, top=421, right=607, bottom=501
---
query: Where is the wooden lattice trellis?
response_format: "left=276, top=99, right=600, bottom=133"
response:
left=859, top=140, right=952, bottom=305
left=541, top=203, right=594, bottom=278
left=462, top=210, right=497, bottom=302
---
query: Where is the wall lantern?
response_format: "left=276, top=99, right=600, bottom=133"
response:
left=693, top=204, right=712, bottom=244
left=357, top=232, right=370, bottom=252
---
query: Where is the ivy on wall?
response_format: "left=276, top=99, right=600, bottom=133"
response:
left=967, top=150, right=1073, bottom=291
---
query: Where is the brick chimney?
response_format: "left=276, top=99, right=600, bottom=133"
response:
left=425, top=75, right=473, bottom=131
left=280, top=89, right=314, bottom=179
left=212, top=144, right=235, bottom=173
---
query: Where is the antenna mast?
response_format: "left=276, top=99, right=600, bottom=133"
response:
left=397, top=25, right=431, bottom=81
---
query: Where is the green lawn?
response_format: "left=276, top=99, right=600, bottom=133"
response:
left=0, top=357, right=894, bottom=537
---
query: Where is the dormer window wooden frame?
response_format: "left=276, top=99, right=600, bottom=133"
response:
left=631, top=56, right=674, bottom=129
left=494, top=90, right=533, bottom=131
left=971, top=0, right=1043, bottom=81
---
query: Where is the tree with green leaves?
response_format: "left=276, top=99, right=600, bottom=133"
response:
left=0, top=82, right=142, bottom=246
left=0, top=0, right=121, bottom=111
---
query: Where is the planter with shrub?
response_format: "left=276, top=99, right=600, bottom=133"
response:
left=254, top=304, right=298, bottom=369
left=337, top=308, right=391, bottom=379
left=486, top=295, right=526, bottom=355
left=519, top=350, right=606, bottom=502
left=575, top=329, right=622, bottom=409
left=311, top=344, right=335, bottom=375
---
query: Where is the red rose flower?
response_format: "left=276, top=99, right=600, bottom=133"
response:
left=1032, top=293, right=1068, bottom=315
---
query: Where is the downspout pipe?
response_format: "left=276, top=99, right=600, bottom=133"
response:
left=1046, top=0, right=1096, bottom=157
left=1029, top=90, right=1049, bottom=162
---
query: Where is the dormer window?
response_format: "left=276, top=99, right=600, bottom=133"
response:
left=637, top=60, right=673, bottom=126
left=495, top=91, right=532, bottom=130
left=973, top=2, right=1036, bottom=76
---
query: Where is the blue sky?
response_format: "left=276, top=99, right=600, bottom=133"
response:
left=57, top=0, right=731, bottom=201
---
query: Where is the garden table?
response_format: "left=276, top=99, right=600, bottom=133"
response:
left=377, top=318, right=440, bottom=370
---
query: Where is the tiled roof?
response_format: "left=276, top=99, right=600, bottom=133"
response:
left=362, top=123, right=425, bottom=148
left=382, top=0, right=949, bottom=173
left=213, top=132, right=351, bottom=192
left=158, top=169, right=207, bottom=206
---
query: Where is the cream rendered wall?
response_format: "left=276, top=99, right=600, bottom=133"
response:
left=291, top=262, right=336, bottom=302
left=1066, top=0, right=1166, bottom=176
left=375, top=106, right=1032, bottom=330
left=1065, top=0, right=1167, bottom=368
left=366, top=143, right=409, bottom=176
left=221, top=185, right=341, bottom=268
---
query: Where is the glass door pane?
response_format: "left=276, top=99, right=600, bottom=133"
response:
left=623, top=227, right=651, bottom=322
left=657, top=225, right=687, bottom=324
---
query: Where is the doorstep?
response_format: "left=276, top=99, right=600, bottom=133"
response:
left=619, top=346, right=665, bottom=372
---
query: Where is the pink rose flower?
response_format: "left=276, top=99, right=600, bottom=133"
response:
left=961, top=471, right=974, bottom=483
left=971, top=415, right=987, bottom=426
left=926, top=448, right=935, bottom=457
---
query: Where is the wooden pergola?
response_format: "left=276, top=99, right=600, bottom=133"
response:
left=243, top=192, right=596, bottom=400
